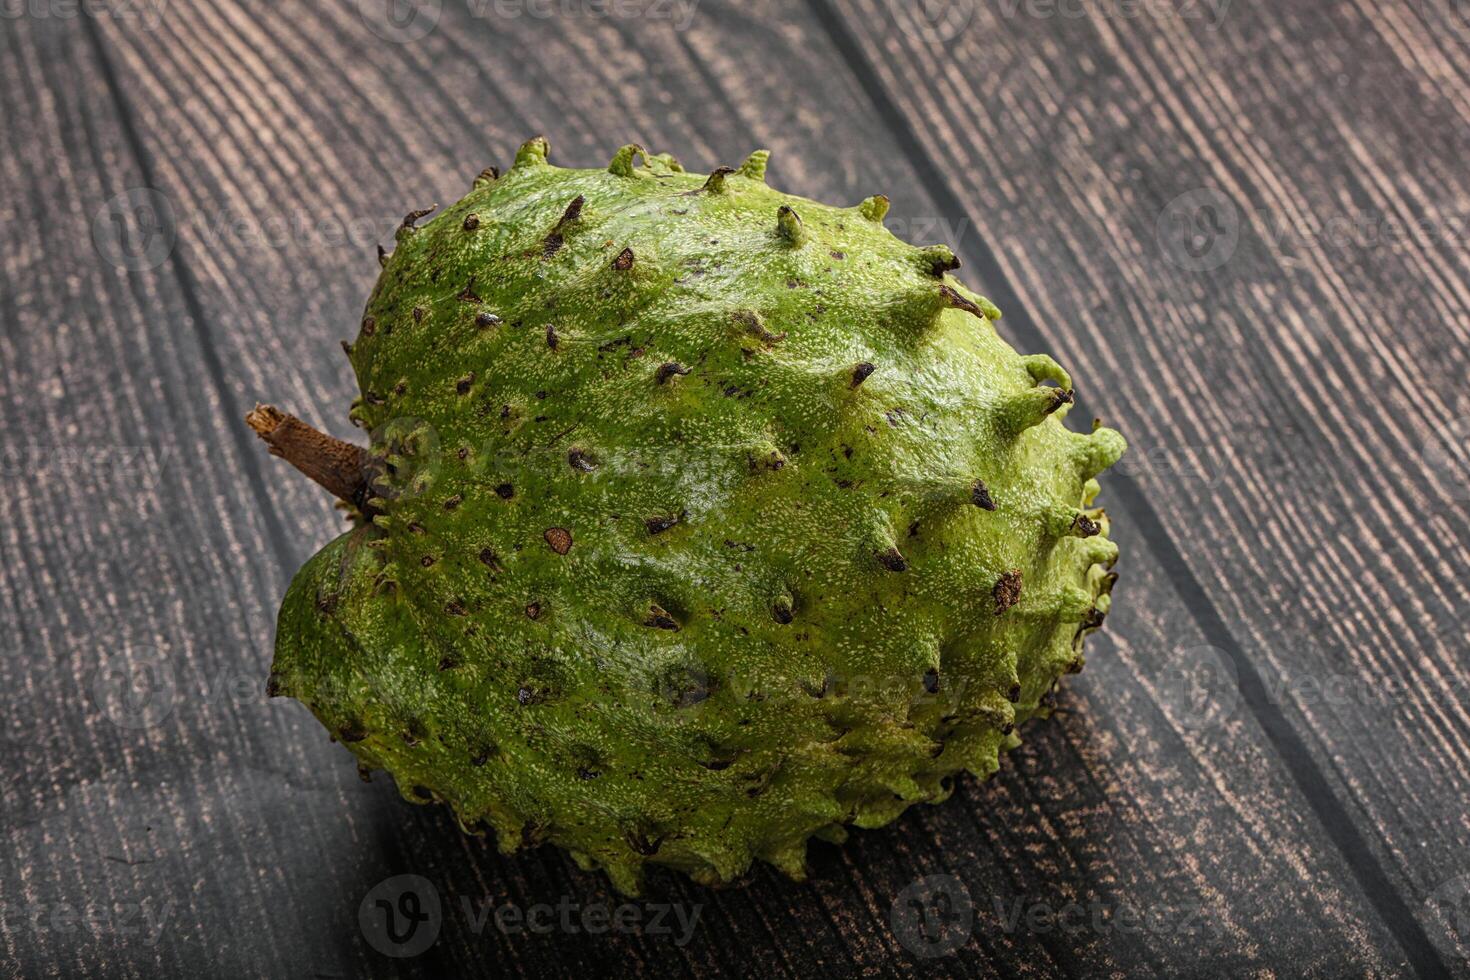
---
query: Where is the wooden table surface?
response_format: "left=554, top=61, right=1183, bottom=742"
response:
left=4, top=0, right=1469, bottom=976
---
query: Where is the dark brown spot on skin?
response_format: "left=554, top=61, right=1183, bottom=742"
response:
left=457, top=277, right=482, bottom=303
left=471, top=747, right=494, bottom=766
left=338, top=722, right=367, bottom=743
left=939, top=284, right=983, bottom=318
left=408, top=522, right=427, bottom=534
left=456, top=373, right=474, bottom=394
left=733, top=310, right=786, bottom=345
left=1007, top=683, right=1022, bottom=703
left=517, top=686, right=535, bottom=705
left=478, top=548, right=502, bottom=571
left=1001, top=722, right=1015, bottom=735
left=496, top=483, right=515, bottom=499
left=697, top=166, right=735, bottom=194
left=475, top=311, right=502, bottom=329
left=544, top=527, right=572, bottom=555
left=877, top=547, right=908, bottom=572
left=463, top=213, right=480, bottom=231
left=830, top=250, right=846, bottom=260
left=412, top=306, right=426, bottom=324
left=438, top=656, right=460, bottom=671
left=577, top=768, right=600, bottom=780
left=524, top=603, right=542, bottom=621
left=852, top=362, right=875, bottom=387
left=567, top=448, right=596, bottom=472
left=546, top=324, right=559, bottom=350
left=1045, top=387, right=1075, bottom=415
left=558, top=195, right=585, bottom=224
left=656, top=361, right=691, bottom=384
left=676, top=684, right=709, bottom=708
left=645, top=515, right=679, bottom=535
left=401, top=205, right=435, bottom=231
left=1074, top=514, right=1101, bottom=537
left=443, top=494, right=462, bottom=510
left=925, top=248, right=961, bottom=276
left=612, top=247, right=634, bottom=270
left=922, top=669, right=940, bottom=694
left=420, top=555, right=436, bottom=567
left=993, top=569, right=1023, bottom=615
left=446, top=599, right=467, bottom=616
left=772, top=599, right=794, bottom=624
left=645, top=606, right=679, bottom=631
left=972, top=479, right=996, bottom=510
left=542, top=195, right=585, bottom=258
left=361, top=316, right=376, bottom=336
left=627, top=831, right=665, bottom=856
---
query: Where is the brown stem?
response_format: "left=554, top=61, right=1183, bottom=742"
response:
left=246, top=404, right=372, bottom=508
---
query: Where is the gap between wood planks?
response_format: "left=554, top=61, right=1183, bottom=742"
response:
left=803, top=1, right=1454, bottom=977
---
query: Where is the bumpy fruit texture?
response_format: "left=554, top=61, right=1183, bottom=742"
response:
left=266, top=138, right=1125, bottom=894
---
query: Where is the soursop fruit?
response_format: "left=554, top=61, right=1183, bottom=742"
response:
left=249, top=138, right=1125, bottom=894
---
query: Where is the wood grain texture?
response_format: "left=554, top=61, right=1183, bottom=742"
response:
left=0, top=0, right=1463, bottom=976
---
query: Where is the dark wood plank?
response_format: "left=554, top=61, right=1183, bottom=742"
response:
left=0, top=1, right=1452, bottom=976
left=0, top=16, right=368, bottom=980
left=812, top=0, right=1470, bottom=973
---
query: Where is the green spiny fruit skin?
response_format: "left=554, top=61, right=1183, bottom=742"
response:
left=269, top=138, right=1125, bottom=895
